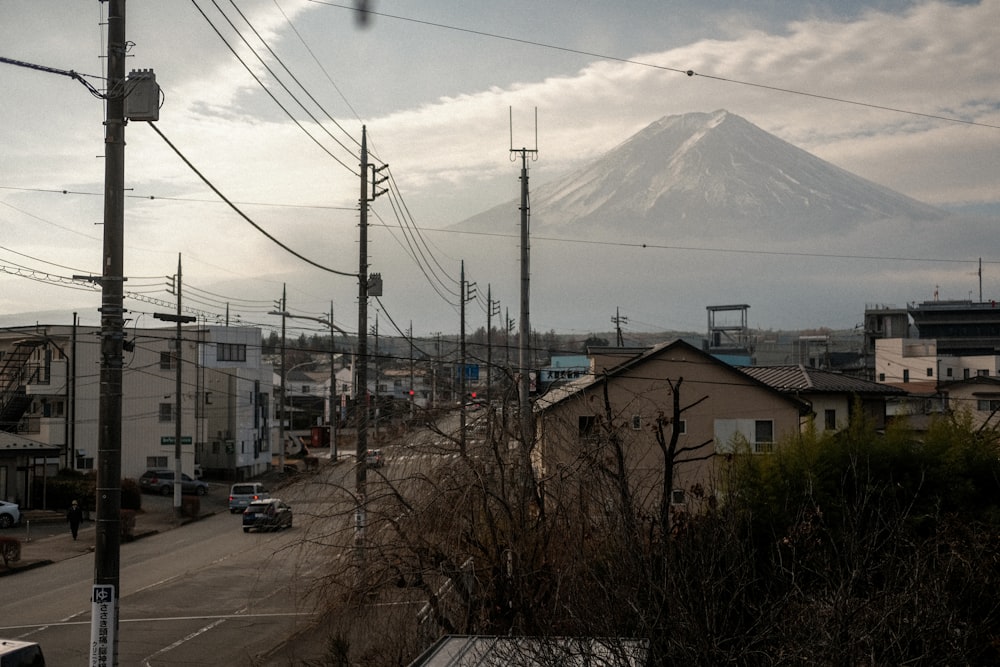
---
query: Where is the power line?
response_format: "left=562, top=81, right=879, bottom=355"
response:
left=0, top=185, right=354, bottom=211
left=145, top=120, right=357, bottom=278
left=187, top=0, right=361, bottom=175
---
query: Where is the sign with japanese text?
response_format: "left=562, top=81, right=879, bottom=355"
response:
left=90, top=584, right=116, bottom=667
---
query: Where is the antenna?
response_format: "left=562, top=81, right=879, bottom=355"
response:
left=509, top=106, right=539, bottom=161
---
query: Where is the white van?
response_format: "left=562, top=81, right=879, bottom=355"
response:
left=228, top=482, right=269, bottom=513
left=0, top=639, right=45, bottom=666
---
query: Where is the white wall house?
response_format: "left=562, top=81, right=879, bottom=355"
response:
left=876, top=338, right=1000, bottom=386
left=199, top=326, right=273, bottom=480
left=0, top=323, right=273, bottom=502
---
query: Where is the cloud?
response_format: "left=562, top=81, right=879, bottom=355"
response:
left=2, top=1, right=998, bottom=333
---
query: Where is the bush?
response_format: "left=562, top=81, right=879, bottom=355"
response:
left=0, top=536, right=21, bottom=567
left=121, top=478, right=142, bottom=511
left=32, top=473, right=143, bottom=513
left=120, top=509, right=136, bottom=542
left=181, top=495, right=200, bottom=518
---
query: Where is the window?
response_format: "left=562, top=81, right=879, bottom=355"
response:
left=946, top=367, right=954, bottom=378
left=301, top=385, right=311, bottom=394
left=671, top=489, right=685, bottom=505
left=978, top=369, right=990, bottom=377
left=76, top=451, right=94, bottom=470
left=159, top=403, right=174, bottom=422
left=675, top=419, right=686, bottom=435
left=879, top=372, right=886, bottom=382
left=977, top=399, right=1000, bottom=412
left=146, top=456, right=168, bottom=468
left=579, top=415, right=599, bottom=443
left=903, top=369, right=910, bottom=382
left=631, top=415, right=641, bottom=430
left=824, top=409, right=837, bottom=430
left=216, top=343, right=247, bottom=362
left=160, top=351, right=175, bottom=370
left=715, top=419, right=772, bottom=454
left=926, top=367, right=934, bottom=377
left=964, top=369, right=971, bottom=380
left=754, top=420, right=774, bottom=453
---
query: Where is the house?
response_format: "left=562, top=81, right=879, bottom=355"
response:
left=408, top=635, right=648, bottom=667
left=0, top=432, right=60, bottom=508
left=198, top=325, right=274, bottom=480
left=738, top=365, right=905, bottom=432
left=938, top=376, right=1000, bottom=430
left=0, top=323, right=274, bottom=501
left=533, top=340, right=810, bottom=509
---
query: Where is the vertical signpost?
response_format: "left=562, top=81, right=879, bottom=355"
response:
left=90, top=585, right=116, bottom=667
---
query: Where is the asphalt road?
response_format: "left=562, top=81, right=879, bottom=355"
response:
left=0, top=465, right=361, bottom=666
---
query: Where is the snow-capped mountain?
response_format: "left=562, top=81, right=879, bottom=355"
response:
left=455, top=110, right=943, bottom=239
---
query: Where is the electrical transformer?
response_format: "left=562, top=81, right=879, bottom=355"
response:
left=125, top=68, right=160, bottom=121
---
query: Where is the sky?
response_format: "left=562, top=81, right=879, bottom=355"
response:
left=1, top=0, right=998, bottom=340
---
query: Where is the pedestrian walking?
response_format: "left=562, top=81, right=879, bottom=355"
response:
left=67, top=500, right=83, bottom=540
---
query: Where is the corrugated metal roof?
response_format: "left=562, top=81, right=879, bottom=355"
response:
left=408, top=636, right=648, bottom=667
left=738, top=365, right=905, bottom=395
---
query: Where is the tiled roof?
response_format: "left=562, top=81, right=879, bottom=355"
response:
left=738, top=365, right=905, bottom=395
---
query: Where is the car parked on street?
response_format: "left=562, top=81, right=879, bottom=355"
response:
left=242, top=498, right=292, bottom=533
left=366, top=449, right=384, bottom=468
left=0, top=638, right=45, bottom=665
left=0, top=501, right=20, bottom=529
left=228, top=482, right=269, bottom=513
left=138, top=469, right=209, bottom=496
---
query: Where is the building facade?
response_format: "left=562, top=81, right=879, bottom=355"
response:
left=0, top=323, right=273, bottom=503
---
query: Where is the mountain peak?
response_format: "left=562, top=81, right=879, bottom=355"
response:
left=456, top=110, right=942, bottom=239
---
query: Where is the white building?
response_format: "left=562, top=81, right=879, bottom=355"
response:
left=875, top=338, right=1000, bottom=387
left=0, top=323, right=273, bottom=504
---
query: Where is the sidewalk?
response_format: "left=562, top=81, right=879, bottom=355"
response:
left=1, top=488, right=230, bottom=576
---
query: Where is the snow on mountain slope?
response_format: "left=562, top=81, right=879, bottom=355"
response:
left=455, top=110, right=943, bottom=240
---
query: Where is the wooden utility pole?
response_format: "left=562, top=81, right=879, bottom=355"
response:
left=510, top=109, right=538, bottom=448
left=154, top=254, right=196, bottom=511
left=94, top=1, right=126, bottom=663
left=460, top=261, right=468, bottom=455
left=355, top=126, right=370, bottom=564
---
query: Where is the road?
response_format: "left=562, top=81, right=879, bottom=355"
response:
left=0, top=465, right=360, bottom=666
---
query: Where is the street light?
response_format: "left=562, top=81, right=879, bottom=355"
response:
left=269, top=306, right=353, bottom=463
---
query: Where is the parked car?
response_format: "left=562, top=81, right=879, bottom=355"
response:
left=242, top=498, right=292, bottom=533
left=0, top=638, right=45, bottom=665
left=228, top=482, right=269, bottom=513
left=366, top=449, right=384, bottom=468
left=0, top=501, right=20, bottom=529
left=138, top=469, right=208, bottom=496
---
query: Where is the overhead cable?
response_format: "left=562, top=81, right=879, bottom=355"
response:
left=145, top=120, right=358, bottom=278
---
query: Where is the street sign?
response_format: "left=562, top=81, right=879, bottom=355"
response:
left=90, top=584, right=116, bottom=667
left=160, top=436, right=193, bottom=445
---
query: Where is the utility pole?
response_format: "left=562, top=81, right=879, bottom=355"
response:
left=613, top=307, right=628, bottom=347
left=408, top=320, right=414, bottom=418
left=487, top=285, right=499, bottom=405
left=371, top=311, right=379, bottom=444
left=94, top=2, right=126, bottom=664
left=510, top=108, right=538, bottom=448
left=154, top=254, right=196, bottom=512
left=329, top=302, right=338, bottom=461
left=277, top=285, right=287, bottom=474
left=355, top=126, right=387, bottom=571
left=459, top=261, right=468, bottom=455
